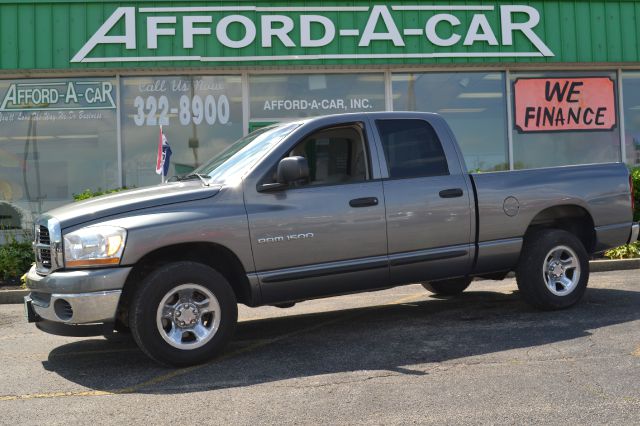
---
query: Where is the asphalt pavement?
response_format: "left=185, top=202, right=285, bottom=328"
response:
left=1, top=270, right=639, bottom=424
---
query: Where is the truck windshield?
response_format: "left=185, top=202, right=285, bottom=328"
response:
left=190, top=122, right=300, bottom=183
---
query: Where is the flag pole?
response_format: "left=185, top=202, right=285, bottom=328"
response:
left=160, top=125, right=164, bottom=184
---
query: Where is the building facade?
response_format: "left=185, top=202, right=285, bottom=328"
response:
left=1, top=0, right=640, bottom=230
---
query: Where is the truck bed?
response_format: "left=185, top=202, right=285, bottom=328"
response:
left=470, top=162, right=632, bottom=275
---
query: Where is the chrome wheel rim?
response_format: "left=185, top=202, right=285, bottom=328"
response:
left=156, top=284, right=221, bottom=350
left=542, top=245, right=581, bottom=297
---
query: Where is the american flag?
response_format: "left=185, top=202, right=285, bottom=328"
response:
left=155, top=125, right=172, bottom=179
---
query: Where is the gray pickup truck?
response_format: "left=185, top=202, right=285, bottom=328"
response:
left=25, top=112, right=638, bottom=366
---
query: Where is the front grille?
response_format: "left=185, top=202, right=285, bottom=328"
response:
left=39, top=248, right=52, bottom=268
left=36, top=224, right=53, bottom=272
left=34, top=217, right=61, bottom=275
left=39, top=226, right=50, bottom=245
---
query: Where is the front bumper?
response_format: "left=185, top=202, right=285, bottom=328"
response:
left=25, top=265, right=131, bottom=326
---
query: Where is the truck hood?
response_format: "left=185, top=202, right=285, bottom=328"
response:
left=47, top=182, right=222, bottom=229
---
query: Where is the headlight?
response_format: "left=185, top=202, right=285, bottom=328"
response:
left=63, top=226, right=127, bottom=268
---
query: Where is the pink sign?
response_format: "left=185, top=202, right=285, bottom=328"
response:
left=514, top=77, right=616, bottom=132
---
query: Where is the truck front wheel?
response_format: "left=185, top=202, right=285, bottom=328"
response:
left=129, top=261, right=237, bottom=367
left=516, top=229, right=589, bottom=310
left=422, top=278, right=472, bottom=296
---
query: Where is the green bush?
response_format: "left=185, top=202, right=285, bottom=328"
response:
left=604, top=241, right=640, bottom=259
left=73, top=187, right=130, bottom=201
left=0, top=235, right=34, bottom=284
left=631, top=167, right=640, bottom=222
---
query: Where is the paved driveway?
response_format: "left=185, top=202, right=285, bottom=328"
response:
left=1, top=270, right=639, bottom=424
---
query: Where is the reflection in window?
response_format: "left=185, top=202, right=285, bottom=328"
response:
left=392, top=72, right=508, bottom=172
left=120, top=76, right=243, bottom=187
left=511, top=72, right=620, bottom=169
left=622, top=72, right=640, bottom=166
left=0, top=78, right=118, bottom=226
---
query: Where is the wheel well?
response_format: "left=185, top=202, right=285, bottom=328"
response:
left=525, top=205, right=596, bottom=253
left=116, top=242, right=254, bottom=328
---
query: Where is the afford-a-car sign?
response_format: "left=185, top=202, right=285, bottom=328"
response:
left=514, top=77, right=616, bottom=133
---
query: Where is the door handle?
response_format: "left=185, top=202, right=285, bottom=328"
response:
left=349, top=197, right=379, bottom=208
left=439, top=188, right=464, bottom=198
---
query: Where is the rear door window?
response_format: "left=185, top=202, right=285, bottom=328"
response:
left=376, top=119, right=449, bottom=179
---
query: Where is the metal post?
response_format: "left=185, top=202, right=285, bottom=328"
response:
left=242, top=72, right=250, bottom=136
left=384, top=70, right=393, bottom=111
left=618, top=68, right=627, bottom=164
left=115, top=74, right=123, bottom=188
left=505, top=70, right=515, bottom=170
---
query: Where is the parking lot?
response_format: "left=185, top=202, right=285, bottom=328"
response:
left=1, top=270, right=639, bottom=424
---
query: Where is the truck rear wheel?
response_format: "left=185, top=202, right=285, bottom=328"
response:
left=516, top=229, right=589, bottom=310
left=422, top=278, right=472, bottom=295
left=129, top=261, right=237, bottom=367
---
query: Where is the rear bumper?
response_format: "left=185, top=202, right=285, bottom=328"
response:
left=630, top=223, right=639, bottom=243
left=594, top=222, right=639, bottom=252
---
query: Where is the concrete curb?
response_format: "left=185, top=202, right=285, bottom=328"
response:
left=0, top=259, right=638, bottom=305
left=0, top=289, right=28, bottom=305
left=590, top=258, right=640, bottom=272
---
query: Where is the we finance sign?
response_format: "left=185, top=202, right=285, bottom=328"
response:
left=71, top=4, right=553, bottom=64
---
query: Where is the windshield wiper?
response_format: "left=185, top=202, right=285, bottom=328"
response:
left=178, top=173, right=212, bottom=186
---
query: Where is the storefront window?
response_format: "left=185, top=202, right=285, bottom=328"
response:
left=392, top=72, right=508, bottom=172
left=511, top=72, right=620, bottom=169
left=622, top=72, right=640, bottom=166
left=120, top=76, right=243, bottom=187
left=248, top=73, right=385, bottom=130
left=0, top=78, right=118, bottom=229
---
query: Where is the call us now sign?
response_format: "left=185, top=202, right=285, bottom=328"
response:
left=70, top=4, right=554, bottom=64
left=514, top=78, right=617, bottom=133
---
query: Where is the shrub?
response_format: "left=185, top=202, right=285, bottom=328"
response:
left=73, top=187, right=130, bottom=201
left=0, top=235, right=34, bottom=283
left=604, top=241, right=640, bottom=259
left=631, top=167, right=640, bottom=222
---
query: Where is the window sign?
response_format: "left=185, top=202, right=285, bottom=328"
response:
left=0, top=78, right=118, bottom=228
left=121, top=76, right=243, bottom=187
left=511, top=72, right=620, bottom=169
left=514, top=77, right=616, bottom=132
left=0, top=81, right=116, bottom=112
left=249, top=74, right=385, bottom=123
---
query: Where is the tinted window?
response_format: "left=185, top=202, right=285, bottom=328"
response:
left=287, top=125, right=368, bottom=186
left=392, top=72, right=508, bottom=172
left=376, top=119, right=449, bottom=179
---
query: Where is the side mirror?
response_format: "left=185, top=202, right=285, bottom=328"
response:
left=277, top=156, right=309, bottom=184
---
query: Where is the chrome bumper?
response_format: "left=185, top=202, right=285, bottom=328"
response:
left=630, top=223, right=639, bottom=243
left=25, top=265, right=130, bottom=325
left=28, top=290, right=122, bottom=324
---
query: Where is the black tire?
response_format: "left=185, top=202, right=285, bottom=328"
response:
left=516, top=229, right=589, bottom=310
left=422, top=277, right=472, bottom=295
left=129, top=261, right=237, bottom=367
